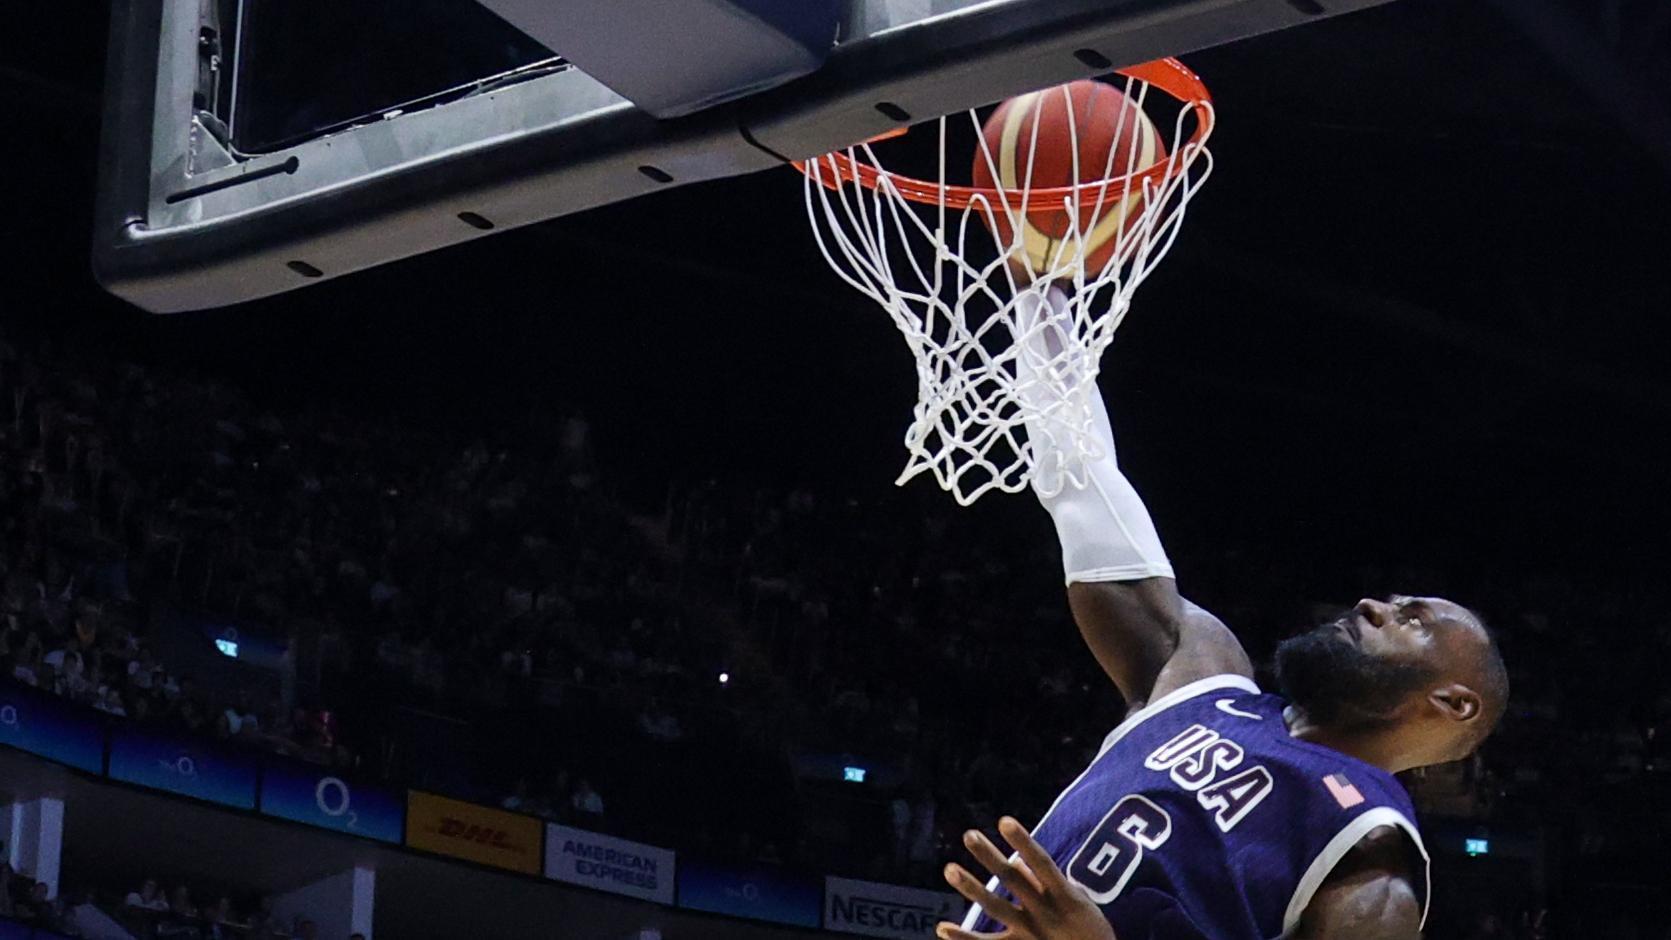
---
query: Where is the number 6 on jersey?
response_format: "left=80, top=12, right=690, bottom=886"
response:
left=1067, top=795, right=1174, bottom=904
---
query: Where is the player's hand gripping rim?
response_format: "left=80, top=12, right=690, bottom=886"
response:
left=937, top=816, right=1116, bottom=940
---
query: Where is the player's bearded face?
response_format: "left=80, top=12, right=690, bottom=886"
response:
left=1274, top=613, right=1438, bottom=730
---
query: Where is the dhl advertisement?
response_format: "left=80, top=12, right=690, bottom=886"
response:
left=405, top=789, right=543, bottom=875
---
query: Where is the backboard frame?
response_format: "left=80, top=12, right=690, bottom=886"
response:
left=94, top=0, right=1400, bottom=313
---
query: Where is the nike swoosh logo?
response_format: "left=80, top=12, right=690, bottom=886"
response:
left=1216, top=699, right=1262, bottom=720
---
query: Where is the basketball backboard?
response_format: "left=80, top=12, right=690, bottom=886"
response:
left=94, top=0, right=1399, bottom=313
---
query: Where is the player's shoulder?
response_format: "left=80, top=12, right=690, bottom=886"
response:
left=1281, top=797, right=1431, bottom=937
left=1144, top=601, right=1255, bottom=705
left=1294, top=826, right=1425, bottom=939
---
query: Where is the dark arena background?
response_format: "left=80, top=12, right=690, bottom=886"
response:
left=4, top=1, right=1671, bottom=937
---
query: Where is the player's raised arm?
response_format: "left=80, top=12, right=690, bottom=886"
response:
left=1019, top=287, right=1252, bottom=709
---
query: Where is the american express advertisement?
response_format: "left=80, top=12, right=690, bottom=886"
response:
left=544, top=824, right=676, bottom=904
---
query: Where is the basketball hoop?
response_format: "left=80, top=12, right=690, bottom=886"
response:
left=794, top=58, right=1215, bottom=505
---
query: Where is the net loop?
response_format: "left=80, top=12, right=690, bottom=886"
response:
left=796, top=58, right=1215, bottom=505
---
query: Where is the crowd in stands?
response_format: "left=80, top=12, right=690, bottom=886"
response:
left=2, top=324, right=1669, bottom=937
left=0, top=343, right=343, bottom=767
left=110, top=875, right=349, bottom=940
left=2, top=861, right=73, bottom=934
left=2, top=865, right=342, bottom=939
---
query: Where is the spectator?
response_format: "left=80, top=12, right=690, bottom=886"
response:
left=173, top=697, right=210, bottom=736
left=127, top=649, right=160, bottom=692
left=94, top=686, right=127, bottom=717
left=906, top=786, right=938, bottom=882
left=59, top=649, right=92, bottom=700
left=24, top=882, right=57, bottom=931
left=67, top=887, right=109, bottom=938
left=501, top=776, right=549, bottom=817
left=637, top=697, right=682, bottom=743
left=219, top=691, right=261, bottom=739
left=246, top=896, right=284, bottom=939
left=203, top=895, right=238, bottom=939
left=123, top=877, right=169, bottom=912
left=10, top=638, right=41, bottom=687
left=888, top=793, right=912, bottom=872
left=168, top=885, right=197, bottom=919
left=570, top=777, right=605, bottom=824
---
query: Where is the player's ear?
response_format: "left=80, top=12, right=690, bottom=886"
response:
left=1427, top=683, right=1482, bottom=724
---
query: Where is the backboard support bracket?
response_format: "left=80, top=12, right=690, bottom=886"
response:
left=94, top=0, right=1401, bottom=313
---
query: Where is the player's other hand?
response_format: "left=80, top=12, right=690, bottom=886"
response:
left=937, top=816, right=1116, bottom=940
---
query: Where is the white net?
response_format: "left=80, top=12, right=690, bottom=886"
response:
left=799, top=62, right=1215, bottom=505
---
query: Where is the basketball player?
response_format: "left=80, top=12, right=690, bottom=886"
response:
left=936, top=287, right=1509, bottom=939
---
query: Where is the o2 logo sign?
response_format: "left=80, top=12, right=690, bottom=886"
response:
left=314, top=777, right=362, bottom=830
left=157, top=753, right=201, bottom=779
left=0, top=704, right=20, bottom=731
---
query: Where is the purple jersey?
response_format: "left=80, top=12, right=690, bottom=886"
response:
left=962, top=676, right=1430, bottom=939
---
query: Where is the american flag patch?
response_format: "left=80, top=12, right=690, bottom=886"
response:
left=1324, top=773, right=1365, bottom=809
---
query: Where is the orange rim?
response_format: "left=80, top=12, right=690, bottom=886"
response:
left=792, top=57, right=1213, bottom=211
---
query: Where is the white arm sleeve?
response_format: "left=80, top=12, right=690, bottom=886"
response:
left=1017, top=286, right=1174, bottom=586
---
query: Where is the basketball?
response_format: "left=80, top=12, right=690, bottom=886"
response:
left=971, top=80, right=1166, bottom=277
